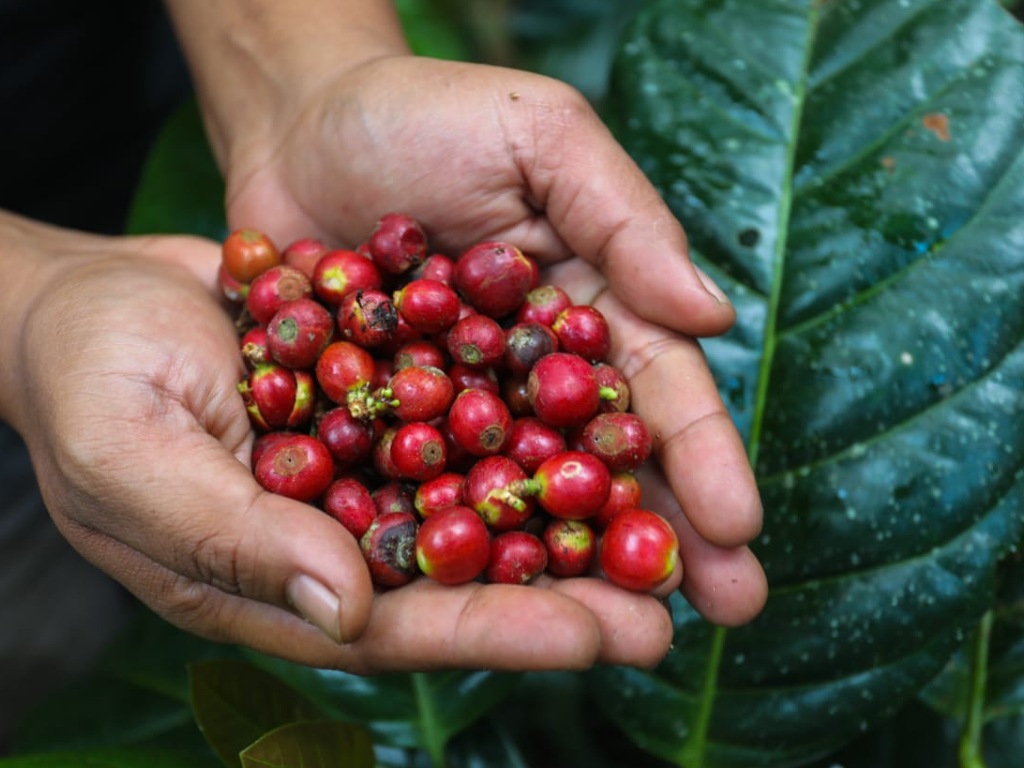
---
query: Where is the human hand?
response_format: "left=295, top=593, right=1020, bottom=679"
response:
left=221, top=55, right=768, bottom=629
left=1, top=213, right=678, bottom=672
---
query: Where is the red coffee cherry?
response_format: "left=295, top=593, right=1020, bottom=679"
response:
left=323, top=476, right=378, bottom=539
left=253, top=433, right=334, bottom=503
left=222, top=227, right=280, bottom=283
left=266, top=297, right=334, bottom=370
left=415, top=505, right=491, bottom=585
left=551, top=305, right=612, bottom=363
left=486, top=531, right=547, bottom=585
left=599, top=509, right=679, bottom=593
left=543, top=518, right=596, bottom=578
left=527, top=352, right=600, bottom=428
left=390, top=421, right=448, bottom=482
left=281, top=236, right=329, bottom=279
left=446, top=388, right=513, bottom=457
left=454, top=240, right=536, bottom=318
left=368, top=212, right=428, bottom=275
left=360, top=511, right=420, bottom=588
left=312, top=248, right=383, bottom=306
left=246, top=265, right=312, bottom=326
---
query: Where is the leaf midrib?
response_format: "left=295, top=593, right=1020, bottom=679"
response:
left=682, top=3, right=822, bottom=767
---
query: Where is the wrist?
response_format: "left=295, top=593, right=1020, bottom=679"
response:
left=0, top=213, right=75, bottom=431
left=164, top=0, right=412, bottom=174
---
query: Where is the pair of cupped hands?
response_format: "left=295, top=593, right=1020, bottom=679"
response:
left=7, top=56, right=767, bottom=673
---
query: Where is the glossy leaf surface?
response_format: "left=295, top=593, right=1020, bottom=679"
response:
left=592, top=1, right=1024, bottom=765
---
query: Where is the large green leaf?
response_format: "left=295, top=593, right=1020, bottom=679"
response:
left=592, top=0, right=1024, bottom=765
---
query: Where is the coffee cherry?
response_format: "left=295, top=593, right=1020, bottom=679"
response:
left=368, top=212, right=428, bottom=275
left=222, top=227, right=280, bottom=283
left=312, top=249, right=383, bottom=306
left=577, top=412, right=653, bottom=472
left=519, top=450, right=611, bottom=520
left=372, top=480, right=418, bottom=516
left=394, top=278, right=461, bottom=334
left=416, top=505, right=491, bottom=585
left=464, top=455, right=534, bottom=531
left=254, top=433, right=334, bottom=502
left=281, top=236, right=329, bottom=279
left=323, top=476, right=378, bottom=538
left=361, top=511, right=419, bottom=588
left=240, top=326, right=270, bottom=368
left=501, top=376, right=533, bottom=418
left=552, top=305, right=611, bottom=363
left=592, top=472, right=643, bottom=530
left=266, top=297, right=334, bottom=370
left=503, top=417, right=566, bottom=474
left=446, top=388, right=513, bottom=457
left=390, top=422, right=447, bottom=481
left=486, top=531, right=547, bottom=585
left=543, top=519, right=596, bottom=578
left=315, top=341, right=375, bottom=405
left=414, top=472, right=465, bottom=519
left=394, top=339, right=447, bottom=371
left=237, top=363, right=314, bottom=431
left=504, top=322, right=559, bottom=376
left=599, top=509, right=679, bottom=592
left=411, top=253, right=455, bottom=285
left=387, top=365, right=455, bottom=423
left=448, top=363, right=500, bottom=396
left=515, top=284, right=572, bottom=327
left=446, top=314, right=506, bottom=369
left=527, top=352, right=600, bottom=428
left=218, top=263, right=249, bottom=304
left=372, top=425, right=403, bottom=481
left=337, top=288, right=399, bottom=349
left=247, top=265, right=313, bottom=326
left=593, top=363, right=631, bottom=413
left=317, top=407, right=374, bottom=468
left=454, top=241, right=535, bottom=318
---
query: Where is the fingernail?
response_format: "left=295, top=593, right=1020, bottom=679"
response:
left=286, top=574, right=343, bottom=644
left=695, top=265, right=730, bottom=305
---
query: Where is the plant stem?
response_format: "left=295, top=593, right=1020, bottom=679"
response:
left=958, top=609, right=993, bottom=768
left=412, top=672, right=447, bottom=768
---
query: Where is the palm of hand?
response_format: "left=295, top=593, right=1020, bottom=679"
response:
left=226, top=55, right=767, bottom=629
left=15, top=236, right=684, bottom=671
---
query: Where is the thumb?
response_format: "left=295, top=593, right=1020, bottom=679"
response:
left=65, top=441, right=375, bottom=659
left=506, top=85, right=735, bottom=337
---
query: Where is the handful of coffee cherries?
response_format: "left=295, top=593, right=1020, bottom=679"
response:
left=219, top=213, right=680, bottom=593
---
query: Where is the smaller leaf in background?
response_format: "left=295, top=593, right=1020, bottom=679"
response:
left=239, top=721, right=374, bottom=768
left=245, top=651, right=518, bottom=753
left=395, top=0, right=472, bottom=61
left=125, top=98, right=227, bottom=241
left=189, top=659, right=323, bottom=768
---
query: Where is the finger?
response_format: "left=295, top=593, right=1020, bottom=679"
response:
left=545, top=576, right=676, bottom=668
left=66, top=528, right=613, bottom=672
left=637, top=464, right=768, bottom=627
left=500, top=82, right=735, bottom=337
left=61, top=419, right=377, bottom=645
left=591, top=291, right=763, bottom=547
left=334, top=579, right=605, bottom=672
